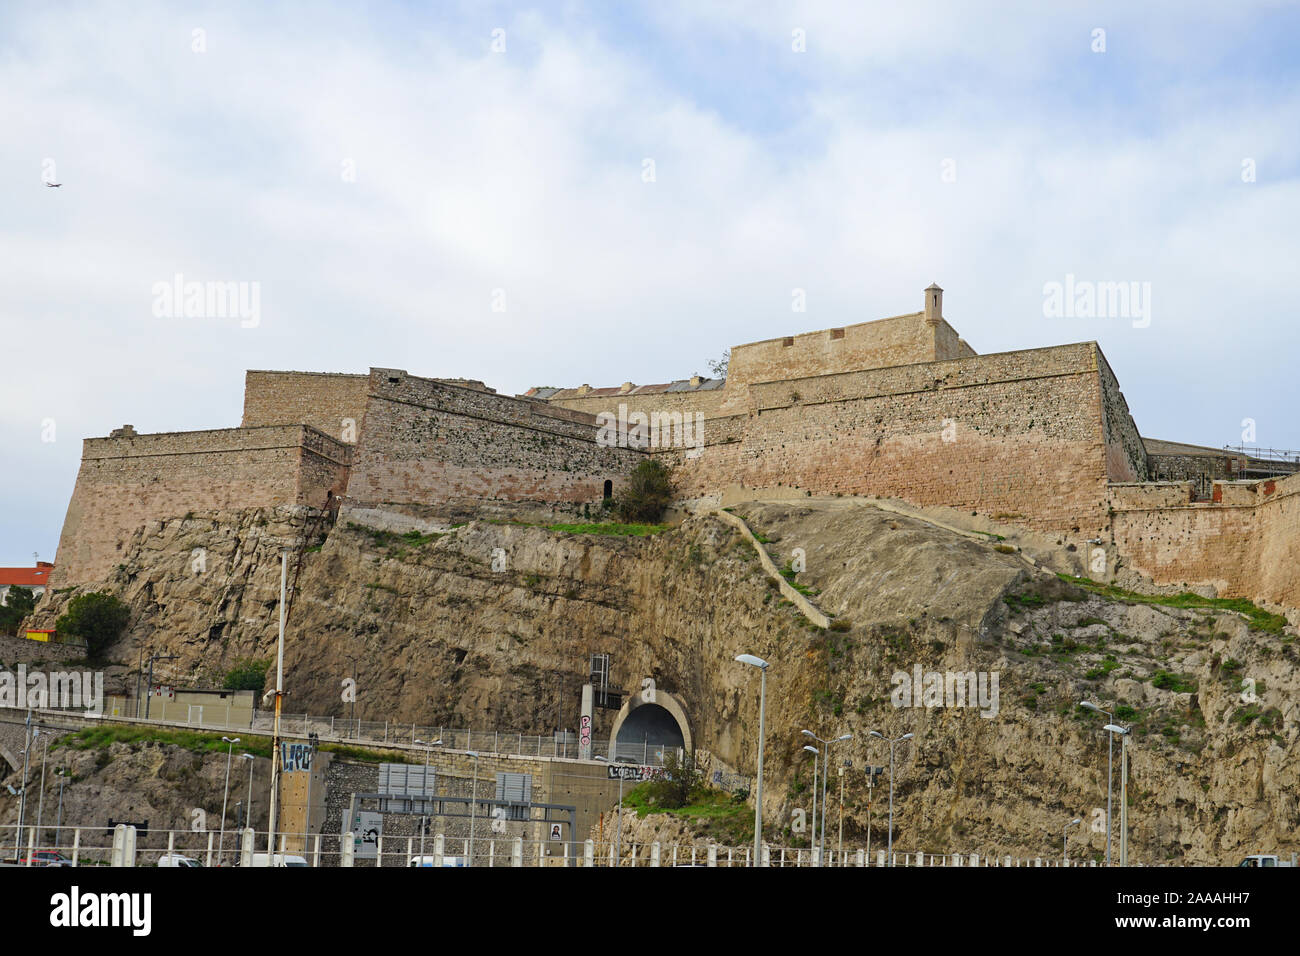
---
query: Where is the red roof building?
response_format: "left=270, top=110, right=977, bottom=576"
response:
left=0, top=561, right=53, bottom=605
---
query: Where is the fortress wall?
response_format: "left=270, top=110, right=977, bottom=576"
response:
left=1110, top=473, right=1300, bottom=609
left=50, top=426, right=350, bottom=587
left=545, top=388, right=730, bottom=423
left=663, top=343, right=1112, bottom=533
left=1096, top=351, right=1148, bottom=482
left=242, top=371, right=371, bottom=443
left=347, top=370, right=645, bottom=509
left=724, top=313, right=936, bottom=396
left=932, top=318, right=977, bottom=361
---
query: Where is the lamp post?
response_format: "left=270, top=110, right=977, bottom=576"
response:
left=242, top=753, right=255, bottom=845
left=218, top=736, right=240, bottom=865
left=303, top=732, right=320, bottom=854
left=414, top=738, right=441, bottom=861
left=1104, top=724, right=1131, bottom=865
left=838, top=759, right=851, bottom=859
left=595, top=755, right=626, bottom=865
left=869, top=730, right=913, bottom=866
left=466, top=750, right=479, bottom=866
left=144, top=654, right=179, bottom=720
left=54, top=769, right=66, bottom=849
left=35, top=735, right=51, bottom=850
left=267, top=550, right=289, bottom=860
left=15, top=714, right=33, bottom=863
left=1081, top=700, right=1116, bottom=865
left=735, top=654, right=769, bottom=866
left=802, top=745, right=819, bottom=860
left=1063, top=818, right=1082, bottom=865
left=802, top=729, right=852, bottom=864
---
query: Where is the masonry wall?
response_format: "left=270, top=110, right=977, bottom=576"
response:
left=545, top=387, right=730, bottom=424
left=51, top=425, right=351, bottom=587
left=1110, top=472, right=1300, bottom=608
left=660, top=342, right=1115, bottom=535
left=241, top=371, right=371, bottom=444
left=347, top=370, right=645, bottom=511
left=1096, top=352, right=1148, bottom=482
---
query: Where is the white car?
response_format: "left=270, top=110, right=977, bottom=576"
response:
left=157, top=854, right=204, bottom=867
left=246, top=853, right=309, bottom=867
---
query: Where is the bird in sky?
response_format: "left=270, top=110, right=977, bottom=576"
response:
left=45, top=181, right=61, bottom=187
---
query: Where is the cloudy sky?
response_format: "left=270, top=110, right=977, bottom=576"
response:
left=2, top=1, right=1298, bottom=565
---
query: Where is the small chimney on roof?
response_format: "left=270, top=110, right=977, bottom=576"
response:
left=577, top=384, right=592, bottom=396
left=619, top=382, right=635, bottom=394
left=690, top=375, right=702, bottom=388
left=924, top=283, right=943, bottom=325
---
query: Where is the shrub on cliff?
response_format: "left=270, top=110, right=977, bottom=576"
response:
left=223, top=658, right=272, bottom=692
left=614, top=460, right=674, bottom=523
left=0, top=585, right=36, bottom=636
left=54, top=591, right=131, bottom=660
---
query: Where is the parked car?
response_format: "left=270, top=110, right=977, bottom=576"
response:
left=157, top=854, right=204, bottom=867
left=245, top=853, right=309, bottom=867
left=1237, top=854, right=1296, bottom=867
left=409, top=855, right=468, bottom=867
left=22, top=850, right=74, bottom=867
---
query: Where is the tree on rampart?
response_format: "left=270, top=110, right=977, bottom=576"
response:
left=55, top=591, right=131, bottom=661
left=0, top=586, right=35, bottom=636
left=615, top=460, right=675, bottom=523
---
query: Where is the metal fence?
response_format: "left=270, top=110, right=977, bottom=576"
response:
left=7, top=700, right=680, bottom=767
left=1, top=824, right=1127, bottom=868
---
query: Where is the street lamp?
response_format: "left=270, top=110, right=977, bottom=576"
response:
left=869, top=730, right=913, bottom=866
left=466, top=751, right=480, bottom=866
left=414, top=738, right=442, bottom=861
left=15, top=715, right=34, bottom=864
left=1103, top=724, right=1132, bottom=865
left=735, top=654, right=769, bottom=866
left=54, top=769, right=67, bottom=849
left=838, top=759, right=852, bottom=858
left=241, top=753, right=255, bottom=852
left=1080, top=700, right=1116, bottom=865
left=35, top=734, right=51, bottom=851
left=802, top=744, right=820, bottom=859
left=802, top=729, right=852, bottom=864
left=1063, top=818, right=1082, bottom=865
left=595, top=755, right=627, bottom=866
left=218, top=737, right=240, bottom=865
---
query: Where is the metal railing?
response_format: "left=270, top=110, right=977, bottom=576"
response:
left=1, top=824, right=1139, bottom=868
left=2, top=699, right=680, bottom=766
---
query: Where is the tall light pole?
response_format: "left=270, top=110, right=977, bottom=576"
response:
left=15, top=714, right=32, bottom=862
left=869, top=730, right=913, bottom=865
left=54, top=769, right=66, bottom=849
left=802, top=744, right=819, bottom=858
left=595, top=755, right=626, bottom=866
left=242, top=754, right=255, bottom=842
left=735, top=654, right=769, bottom=866
left=35, top=734, right=51, bottom=849
left=144, top=654, right=179, bottom=720
left=802, top=729, right=852, bottom=864
left=267, top=550, right=289, bottom=860
left=218, top=736, right=240, bottom=865
left=838, top=759, right=851, bottom=859
left=1105, top=724, right=1131, bottom=866
left=415, top=738, right=441, bottom=861
left=466, top=750, right=479, bottom=866
left=1063, top=817, right=1082, bottom=865
left=1081, top=700, right=1115, bottom=865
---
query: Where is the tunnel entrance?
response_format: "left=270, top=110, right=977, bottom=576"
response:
left=608, top=689, right=692, bottom=764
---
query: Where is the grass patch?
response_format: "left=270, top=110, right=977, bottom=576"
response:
left=1056, top=575, right=1288, bottom=634
left=621, top=784, right=753, bottom=845
left=545, top=522, right=667, bottom=537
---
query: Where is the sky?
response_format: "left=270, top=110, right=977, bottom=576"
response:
left=2, top=0, right=1298, bottom=565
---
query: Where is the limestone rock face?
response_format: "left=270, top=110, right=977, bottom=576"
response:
left=25, top=500, right=1300, bottom=864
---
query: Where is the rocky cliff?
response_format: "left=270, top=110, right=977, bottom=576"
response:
left=21, top=498, right=1300, bottom=864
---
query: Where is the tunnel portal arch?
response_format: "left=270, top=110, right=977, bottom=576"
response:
left=607, top=687, right=693, bottom=764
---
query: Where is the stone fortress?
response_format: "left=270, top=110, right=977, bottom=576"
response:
left=49, top=285, right=1299, bottom=612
